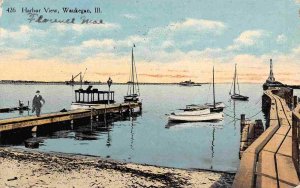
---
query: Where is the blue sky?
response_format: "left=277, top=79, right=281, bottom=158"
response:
left=0, top=0, right=299, bottom=83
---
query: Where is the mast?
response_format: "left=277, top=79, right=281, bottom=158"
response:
left=213, top=66, right=216, bottom=108
left=233, top=64, right=237, bottom=95
left=131, top=47, right=135, bottom=94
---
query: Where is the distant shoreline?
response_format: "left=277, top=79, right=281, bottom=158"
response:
left=0, top=80, right=262, bottom=85
left=0, top=80, right=210, bottom=85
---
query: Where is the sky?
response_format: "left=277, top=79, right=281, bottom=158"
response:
left=0, top=0, right=299, bottom=84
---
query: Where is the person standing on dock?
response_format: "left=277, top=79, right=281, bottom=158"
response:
left=32, top=90, right=45, bottom=117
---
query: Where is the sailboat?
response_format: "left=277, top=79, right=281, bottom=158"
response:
left=124, top=46, right=140, bottom=102
left=205, top=66, right=225, bottom=112
left=230, top=64, right=249, bottom=101
left=186, top=66, right=225, bottom=112
left=168, top=66, right=224, bottom=122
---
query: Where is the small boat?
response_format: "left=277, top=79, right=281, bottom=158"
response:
left=0, top=100, right=29, bottom=113
left=229, top=64, right=249, bottom=101
left=168, top=112, right=224, bottom=122
left=168, top=66, right=224, bottom=122
left=71, top=86, right=115, bottom=110
left=179, top=80, right=201, bottom=86
left=177, top=108, right=210, bottom=116
left=205, top=102, right=225, bottom=109
left=124, top=46, right=140, bottom=103
left=183, top=67, right=225, bottom=113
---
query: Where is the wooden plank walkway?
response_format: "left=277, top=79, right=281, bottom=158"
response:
left=233, top=90, right=300, bottom=188
left=0, top=102, right=142, bottom=133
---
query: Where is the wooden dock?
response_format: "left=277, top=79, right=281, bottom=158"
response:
left=0, top=102, right=142, bottom=133
left=233, top=90, right=300, bottom=188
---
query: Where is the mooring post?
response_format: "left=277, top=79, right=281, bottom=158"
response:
left=119, top=104, right=122, bottom=115
left=31, top=126, right=37, bottom=133
left=240, top=114, right=245, bottom=133
left=104, top=103, right=107, bottom=124
left=139, top=102, right=142, bottom=113
left=90, top=108, right=94, bottom=122
left=239, top=114, right=246, bottom=158
left=292, top=113, right=299, bottom=171
left=294, top=96, right=298, bottom=109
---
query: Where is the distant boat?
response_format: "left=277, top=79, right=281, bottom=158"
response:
left=124, top=47, right=140, bottom=102
left=179, top=80, right=201, bottom=86
left=168, top=67, right=224, bottom=122
left=229, top=64, right=249, bottom=101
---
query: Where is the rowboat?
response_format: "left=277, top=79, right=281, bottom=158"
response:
left=168, top=112, right=224, bottom=122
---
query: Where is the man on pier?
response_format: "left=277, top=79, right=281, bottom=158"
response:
left=32, top=90, right=45, bottom=117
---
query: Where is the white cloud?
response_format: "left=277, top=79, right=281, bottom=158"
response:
left=235, top=30, right=266, bottom=45
left=161, top=40, right=174, bottom=49
left=122, top=13, right=137, bottom=19
left=0, top=25, right=46, bottom=40
left=276, top=34, right=287, bottom=44
left=294, top=0, right=300, bottom=4
left=82, top=39, right=117, bottom=49
left=149, top=18, right=226, bottom=38
left=169, top=18, right=226, bottom=32
left=227, top=30, right=268, bottom=50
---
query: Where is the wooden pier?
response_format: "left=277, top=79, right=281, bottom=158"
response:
left=233, top=89, right=300, bottom=188
left=0, top=102, right=142, bottom=133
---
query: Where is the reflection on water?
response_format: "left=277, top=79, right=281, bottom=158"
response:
left=211, top=127, right=215, bottom=170
left=0, top=84, right=268, bottom=172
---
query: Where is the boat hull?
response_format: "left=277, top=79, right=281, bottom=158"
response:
left=124, top=95, right=139, bottom=103
left=205, top=102, right=225, bottom=109
left=70, top=103, right=104, bottom=110
left=168, top=112, right=224, bottom=122
left=231, top=94, right=249, bottom=101
left=175, top=108, right=210, bottom=116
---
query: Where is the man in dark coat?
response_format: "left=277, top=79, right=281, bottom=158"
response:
left=32, top=90, right=45, bottom=117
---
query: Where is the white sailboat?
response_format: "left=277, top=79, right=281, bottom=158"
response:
left=168, top=111, right=224, bottom=122
left=230, top=64, right=249, bottom=101
left=124, top=46, right=140, bottom=103
left=168, top=66, right=224, bottom=122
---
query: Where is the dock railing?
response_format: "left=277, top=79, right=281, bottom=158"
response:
left=292, top=102, right=300, bottom=176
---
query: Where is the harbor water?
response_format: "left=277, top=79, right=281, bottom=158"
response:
left=1, top=83, right=294, bottom=172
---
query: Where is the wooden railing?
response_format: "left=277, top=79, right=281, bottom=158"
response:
left=292, top=103, right=300, bottom=176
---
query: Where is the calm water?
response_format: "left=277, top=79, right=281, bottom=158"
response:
left=0, top=83, right=286, bottom=172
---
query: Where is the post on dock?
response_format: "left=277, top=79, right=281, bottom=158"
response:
left=31, top=126, right=37, bottom=133
left=240, top=114, right=246, bottom=133
left=139, top=102, right=142, bottom=113
left=294, top=96, right=298, bottom=109
left=119, top=104, right=122, bottom=115
left=239, top=114, right=264, bottom=158
left=90, top=108, right=94, bottom=122
left=292, top=110, right=300, bottom=172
